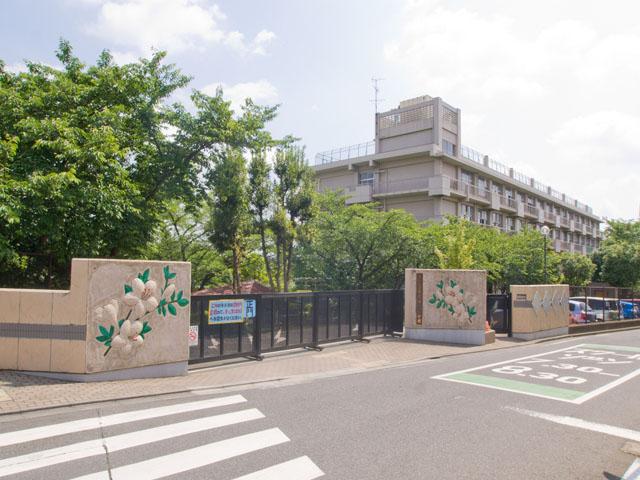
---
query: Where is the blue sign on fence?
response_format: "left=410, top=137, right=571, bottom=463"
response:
left=244, top=299, right=256, bottom=318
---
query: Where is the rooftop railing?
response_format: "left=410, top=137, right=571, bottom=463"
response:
left=315, top=140, right=375, bottom=165
left=315, top=137, right=595, bottom=216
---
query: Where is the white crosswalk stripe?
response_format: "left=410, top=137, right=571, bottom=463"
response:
left=0, top=394, right=247, bottom=448
left=71, top=428, right=291, bottom=480
left=230, top=456, right=324, bottom=480
left=0, top=408, right=265, bottom=477
left=0, top=394, right=324, bottom=480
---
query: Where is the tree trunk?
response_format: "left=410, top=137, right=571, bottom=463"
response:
left=232, top=246, right=241, bottom=294
left=258, top=218, right=275, bottom=289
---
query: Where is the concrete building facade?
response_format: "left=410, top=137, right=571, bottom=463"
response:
left=313, top=95, right=602, bottom=254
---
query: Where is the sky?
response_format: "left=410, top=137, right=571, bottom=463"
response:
left=1, top=0, right=639, bottom=220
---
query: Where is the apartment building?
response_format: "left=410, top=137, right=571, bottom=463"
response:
left=313, top=95, right=602, bottom=254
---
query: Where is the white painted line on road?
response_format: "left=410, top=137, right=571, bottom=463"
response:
left=431, top=344, right=589, bottom=380
left=0, top=408, right=264, bottom=477
left=71, top=428, right=290, bottom=480
left=231, top=456, right=324, bottom=480
left=0, top=394, right=246, bottom=448
left=571, top=366, right=640, bottom=404
left=622, top=458, right=640, bottom=480
left=505, top=406, right=640, bottom=442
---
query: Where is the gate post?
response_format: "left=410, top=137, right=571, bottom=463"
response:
left=507, top=293, right=513, bottom=337
left=311, top=292, right=320, bottom=349
left=198, top=297, right=206, bottom=360
left=253, top=295, right=263, bottom=360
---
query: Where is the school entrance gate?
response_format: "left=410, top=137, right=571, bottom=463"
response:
left=189, top=290, right=404, bottom=363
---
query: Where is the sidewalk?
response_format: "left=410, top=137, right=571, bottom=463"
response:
left=0, top=335, right=533, bottom=416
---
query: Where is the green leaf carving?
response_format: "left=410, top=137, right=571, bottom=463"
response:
left=124, top=284, right=132, bottom=294
left=118, top=319, right=124, bottom=328
left=177, top=298, right=189, bottom=307
left=168, top=303, right=177, bottom=315
left=99, top=325, right=109, bottom=337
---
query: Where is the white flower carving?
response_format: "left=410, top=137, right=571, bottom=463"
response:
left=123, top=277, right=159, bottom=317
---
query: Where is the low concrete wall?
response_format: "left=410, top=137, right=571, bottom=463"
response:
left=0, top=258, right=190, bottom=380
left=404, top=268, right=488, bottom=345
left=511, top=284, right=569, bottom=340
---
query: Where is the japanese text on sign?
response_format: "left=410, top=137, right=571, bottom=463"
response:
left=208, top=299, right=256, bottom=325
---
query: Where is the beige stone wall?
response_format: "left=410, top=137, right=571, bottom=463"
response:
left=404, top=269, right=486, bottom=331
left=86, top=259, right=191, bottom=373
left=511, top=284, right=570, bottom=334
left=0, top=258, right=190, bottom=376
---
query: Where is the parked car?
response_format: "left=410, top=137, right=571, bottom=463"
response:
left=568, top=300, right=596, bottom=323
left=569, top=297, right=619, bottom=322
left=619, top=301, right=640, bottom=320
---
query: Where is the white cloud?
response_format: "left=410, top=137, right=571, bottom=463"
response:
left=201, top=79, right=279, bottom=111
left=384, top=0, right=640, bottom=220
left=110, top=50, right=139, bottom=65
left=549, top=111, right=640, bottom=219
left=86, top=0, right=274, bottom=56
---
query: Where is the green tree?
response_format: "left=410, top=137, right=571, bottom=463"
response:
left=434, top=220, right=476, bottom=269
left=248, top=145, right=315, bottom=291
left=207, top=149, right=251, bottom=293
left=297, top=193, right=432, bottom=290
left=143, top=201, right=228, bottom=290
left=559, top=252, right=596, bottom=286
left=0, top=41, right=277, bottom=288
left=599, top=220, right=640, bottom=287
left=499, top=227, right=560, bottom=289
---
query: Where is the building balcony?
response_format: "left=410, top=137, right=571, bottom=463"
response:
left=372, top=176, right=429, bottom=196
left=524, top=204, right=539, bottom=218
left=344, top=184, right=373, bottom=204
left=559, top=216, right=570, bottom=229
left=499, top=195, right=517, bottom=212
left=468, top=184, right=491, bottom=203
left=544, top=211, right=556, bottom=223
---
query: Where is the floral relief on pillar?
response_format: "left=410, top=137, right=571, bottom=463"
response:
left=94, top=265, right=189, bottom=356
left=427, top=279, right=478, bottom=325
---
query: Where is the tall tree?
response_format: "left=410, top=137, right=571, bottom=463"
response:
left=559, top=252, right=596, bottom=286
left=248, top=145, right=315, bottom=291
left=599, top=220, right=640, bottom=287
left=208, top=149, right=250, bottom=293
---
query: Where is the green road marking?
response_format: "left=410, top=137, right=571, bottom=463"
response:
left=581, top=344, right=640, bottom=353
left=444, top=373, right=585, bottom=400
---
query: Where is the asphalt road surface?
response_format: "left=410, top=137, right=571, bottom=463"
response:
left=2, top=329, right=640, bottom=479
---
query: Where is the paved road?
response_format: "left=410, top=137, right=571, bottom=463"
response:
left=1, top=329, right=639, bottom=479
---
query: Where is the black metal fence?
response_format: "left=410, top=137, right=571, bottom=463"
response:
left=189, top=289, right=404, bottom=363
left=487, top=294, right=511, bottom=335
left=569, top=286, right=640, bottom=322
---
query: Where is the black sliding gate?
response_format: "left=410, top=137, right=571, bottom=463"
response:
left=487, top=293, right=511, bottom=335
left=189, top=289, right=404, bottom=363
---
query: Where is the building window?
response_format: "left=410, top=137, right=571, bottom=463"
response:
left=477, top=176, right=488, bottom=192
left=478, top=210, right=488, bottom=225
left=358, top=171, right=374, bottom=185
left=506, top=217, right=515, bottom=231
left=460, top=204, right=475, bottom=221
left=491, top=212, right=503, bottom=227
left=442, top=140, right=456, bottom=156
left=461, top=169, right=473, bottom=185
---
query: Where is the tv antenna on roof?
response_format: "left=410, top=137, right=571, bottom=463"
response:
left=371, top=78, right=385, bottom=114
